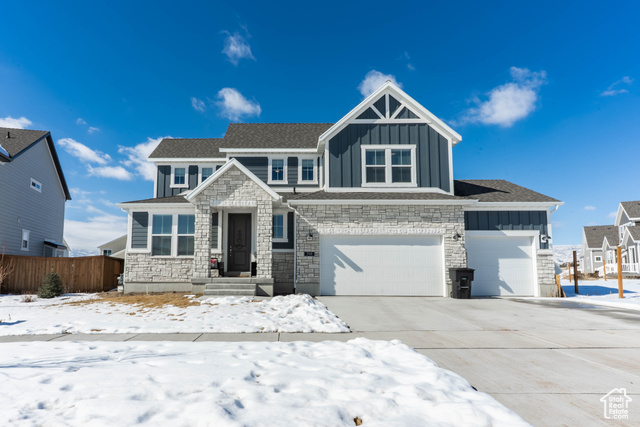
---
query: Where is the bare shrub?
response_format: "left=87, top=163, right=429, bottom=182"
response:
left=0, top=246, right=15, bottom=293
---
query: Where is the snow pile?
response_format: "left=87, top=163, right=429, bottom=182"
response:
left=553, top=244, right=581, bottom=265
left=0, top=294, right=349, bottom=335
left=560, top=278, right=640, bottom=310
left=0, top=339, right=528, bottom=426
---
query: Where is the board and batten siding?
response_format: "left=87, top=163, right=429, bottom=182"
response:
left=464, top=210, right=550, bottom=249
left=328, top=123, right=450, bottom=192
left=0, top=138, right=66, bottom=256
left=156, top=165, right=200, bottom=198
left=234, top=157, right=320, bottom=188
left=131, top=212, right=149, bottom=249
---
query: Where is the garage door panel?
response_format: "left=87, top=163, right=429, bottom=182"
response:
left=320, top=235, right=443, bottom=296
left=466, top=235, right=535, bottom=297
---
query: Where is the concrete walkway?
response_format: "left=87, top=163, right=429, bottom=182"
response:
left=2, top=297, right=639, bottom=425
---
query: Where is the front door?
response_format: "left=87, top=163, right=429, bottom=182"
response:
left=227, top=213, right=252, bottom=272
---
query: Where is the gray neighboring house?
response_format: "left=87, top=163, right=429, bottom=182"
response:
left=98, top=234, right=127, bottom=259
left=580, top=225, right=618, bottom=274
left=0, top=127, right=71, bottom=257
left=117, top=82, right=563, bottom=297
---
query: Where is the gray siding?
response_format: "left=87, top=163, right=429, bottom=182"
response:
left=465, top=210, right=550, bottom=249
left=328, top=123, right=450, bottom=191
left=234, top=157, right=319, bottom=188
left=156, top=165, right=199, bottom=198
left=0, top=139, right=65, bottom=256
left=273, top=212, right=294, bottom=250
left=131, top=212, right=149, bottom=249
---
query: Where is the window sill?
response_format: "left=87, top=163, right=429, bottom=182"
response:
left=267, top=180, right=289, bottom=185
left=273, top=238, right=288, bottom=243
left=361, top=183, right=418, bottom=188
left=170, top=184, right=189, bottom=189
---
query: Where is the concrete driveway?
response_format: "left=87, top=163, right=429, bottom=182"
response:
left=317, top=296, right=640, bottom=427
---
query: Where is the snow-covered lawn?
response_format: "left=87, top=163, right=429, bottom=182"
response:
left=559, top=278, right=640, bottom=310
left=0, top=339, right=527, bottom=426
left=0, top=294, right=349, bottom=335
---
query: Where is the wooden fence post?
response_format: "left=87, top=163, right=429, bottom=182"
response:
left=602, top=256, right=607, bottom=281
left=617, top=246, right=623, bottom=299
left=573, top=250, right=579, bottom=294
left=568, top=262, right=572, bottom=282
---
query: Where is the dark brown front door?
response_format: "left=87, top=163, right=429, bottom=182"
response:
left=227, top=213, right=251, bottom=272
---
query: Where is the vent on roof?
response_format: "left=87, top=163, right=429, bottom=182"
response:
left=6, top=131, right=10, bottom=139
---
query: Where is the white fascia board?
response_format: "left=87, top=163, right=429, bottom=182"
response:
left=466, top=230, right=541, bottom=238
left=116, top=202, right=192, bottom=210
left=220, top=148, right=319, bottom=154
left=288, top=199, right=476, bottom=206
left=462, top=202, right=564, bottom=211
left=152, top=158, right=227, bottom=163
left=324, top=187, right=451, bottom=194
left=317, top=81, right=462, bottom=150
left=185, top=158, right=281, bottom=202
left=98, top=234, right=128, bottom=249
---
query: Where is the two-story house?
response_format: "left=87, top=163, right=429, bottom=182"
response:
left=117, top=82, right=562, bottom=297
left=580, top=225, right=617, bottom=274
left=0, top=128, right=71, bottom=257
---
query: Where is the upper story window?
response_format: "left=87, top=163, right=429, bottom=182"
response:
left=30, top=178, right=42, bottom=192
left=201, top=167, right=213, bottom=183
left=298, top=157, right=318, bottom=184
left=268, top=158, right=288, bottom=184
left=171, top=167, right=188, bottom=188
left=361, top=145, right=416, bottom=187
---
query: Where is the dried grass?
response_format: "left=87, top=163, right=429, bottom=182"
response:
left=63, top=293, right=202, bottom=309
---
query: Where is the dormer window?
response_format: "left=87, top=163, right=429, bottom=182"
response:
left=171, top=167, right=188, bottom=188
left=361, top=145, right=416, bottom=187
left=268, top=157, right=288, bottom=184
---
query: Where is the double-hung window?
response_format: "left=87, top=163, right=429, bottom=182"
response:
left=172, top=167, right=187, bottom=188
left=273, top=213, right=287, bottom=242
left=152, top=215, right=172, bottom=256
left=298, top=157, right=318, bottom=184
left=268, top=158, right=287, bottom=184
left=362, top=146, right=416, bottom=186
left=177, top=215, right=195, bottom=256
left=201, top=167, right=213, bottom=183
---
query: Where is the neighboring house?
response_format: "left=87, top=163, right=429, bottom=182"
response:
left=98, top=234, right=127, bottom=259
left=0, top=128, right=71, bottom=257
left=612, top=201, right=640, bottom=275
left=581, top=225, right=617, bottom=274
left=117, top=82, right=562, bottom=297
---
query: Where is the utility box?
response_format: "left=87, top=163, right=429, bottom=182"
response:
left=449, top=268, right=475, bottom=299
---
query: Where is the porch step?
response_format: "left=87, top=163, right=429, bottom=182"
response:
left=205, top=283, right=255, bottom=290
left=203, top=289, right=256, bottom=297
left=203, top=282, right=256, bottom=297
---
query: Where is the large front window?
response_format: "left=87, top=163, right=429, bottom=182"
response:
left=362, top=146, right=416, bottom=186
left=151, top=214, right=195, bottom=256
left=152, top=215, right=172, bottom=256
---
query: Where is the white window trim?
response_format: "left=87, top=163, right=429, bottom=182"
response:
left=361, top=145, right=417, bottom=187
left=297, top=156, right=319, bottom=184
left=170, top=166, right=189, bottom=188
left=198, top=164, right=217, bottom=184
left=30, top=178, right=42, bottom=192
left=148, top=211, right=196, bottom=257
left=595, top=256, right=602, bottom=262
left=273, top=211, right=288, bottom=243
left=21, top=229, right=30, bottom=251
left=103, top=249, right=112, bottom=256
left=268, top=157, right=288, bottom=185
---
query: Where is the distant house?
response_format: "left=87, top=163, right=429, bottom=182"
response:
left=581, top=225, right=617, bottom=274
left=614, top=201, right=640, bottom=275
left=0, top=128, right=71, bottom=257
left=98, top=234, right=126, bottom=259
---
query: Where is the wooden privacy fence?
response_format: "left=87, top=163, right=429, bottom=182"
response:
left=1, top=255, right=124, bottom=294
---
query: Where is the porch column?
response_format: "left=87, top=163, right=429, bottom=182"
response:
left=256, top=200, right=272, bottom=278
left=192, top=202, right=211, bottom=278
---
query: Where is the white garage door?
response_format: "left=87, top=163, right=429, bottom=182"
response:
left=319, top=235, right=443, bottom=296
left=466, top=235, right=535, bottom=296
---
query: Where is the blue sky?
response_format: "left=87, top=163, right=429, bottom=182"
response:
left=1, top=0, right=639, bottom=251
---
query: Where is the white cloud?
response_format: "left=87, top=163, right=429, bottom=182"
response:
left=222, top=31, right=255, bottom=66
left=58, top=138, right=111, bottom=165
left=76, top=118, right=87, bottom=125
left=601, top=76, right=633, bottom=96
left=358, top=70, right=402, bottom=98
left=608, top=211, right=618, bottom=219
left=584, top=205, right=596, bottom=211
left=215, top=88, right=261, bottom=121
left=87, top=164, right=133, bottom=180
left=65, top=213, right=127, bottom=252
left=88, top=126, right=100, bottom=134
left=0, top=116, right=32, bottom=129
left=459, top=67, right=547, bottom=127
left=118, top=136, right=167, bottom=181
left=191, top=97, right=206, bottom=112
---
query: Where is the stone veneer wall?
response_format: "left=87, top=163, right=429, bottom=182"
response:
left=190, top=166, right=273, bottom=279
left=537, top=251, right=556, bottom=296
left=273, top=251, right=294, bottom=294
left=295, top=204, right=467, bottom=295
left=125, top=253, right=193, bottom=283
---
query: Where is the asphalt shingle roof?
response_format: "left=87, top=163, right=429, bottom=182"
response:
left=149, top=138, right=225, bottom=159
left=621, top=201, right=640, bottom=219
left=0, top=128, right=49, bottom=157
left=223, top=123, right=333, bottom=149
left=454, top=180, right=560, bottom=203
left=627, top=227, right=640, bottom=242
left=120, top=195, right=190, bottom=204
left=584, top=225, right=619, bottom=248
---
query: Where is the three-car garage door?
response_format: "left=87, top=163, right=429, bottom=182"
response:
left=319, top=235, right=444, bottom=296
left=466, top=235, right=536, bottom=296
